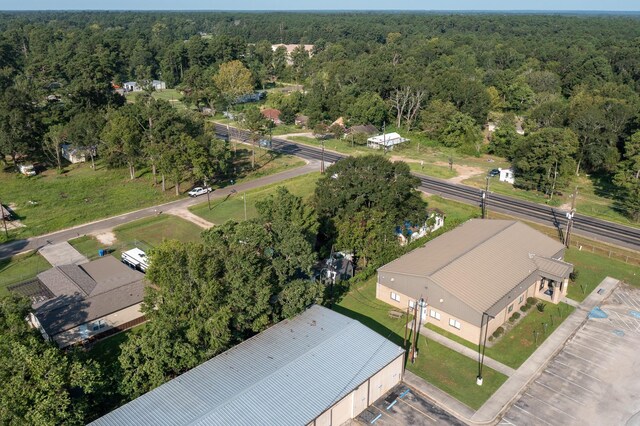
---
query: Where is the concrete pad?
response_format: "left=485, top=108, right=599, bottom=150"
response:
left=357, top=383, right=466, bottom=425
left=500, top=283, right=640, bottom=426
left=38, top=241, right=88, bottom=266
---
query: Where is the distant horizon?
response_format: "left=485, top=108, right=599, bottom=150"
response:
left=2, top=9, right=640, bottom=14
left=3, top=0, right=639, bottom=13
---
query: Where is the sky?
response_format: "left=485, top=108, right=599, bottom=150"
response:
left=4, top=1, right=639, bottom=12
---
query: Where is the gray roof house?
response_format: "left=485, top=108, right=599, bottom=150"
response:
left=14, top=256, right=146, bottom=347
left=377, top=219, right=573, bottom=343
left=90, top=305, right=405, bottom=426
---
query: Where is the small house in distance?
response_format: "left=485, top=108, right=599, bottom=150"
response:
left=499, top=168, right=515, bottom=184
left=261, top=108, right=282, bottom=125
left=377, top=219, right=573, bottom=344
left=367, top=132, right=409, bottom=150
left=396, top=210, right=445, bottom=246
left=61, top=144, right=92, bottom=164
left=90, top=305, right=404, bottom=426
left=10, top=256, right=146, bottom=347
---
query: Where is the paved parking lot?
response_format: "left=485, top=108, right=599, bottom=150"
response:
left=499, top=283, right=640, bottom=426
left=355, top=383, right=465, bottom=425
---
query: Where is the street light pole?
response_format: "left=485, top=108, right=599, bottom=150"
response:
left=321, top=139, right=325, bottom=174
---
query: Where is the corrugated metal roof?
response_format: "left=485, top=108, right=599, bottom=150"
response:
left=379, top=220, right=570, bottom=316
left=90, top=305, right=404, bottom=426
left=533, top=256, right=573, bottom=282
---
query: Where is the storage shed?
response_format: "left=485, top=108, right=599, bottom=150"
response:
left=90, top=305, right=405, bottom=426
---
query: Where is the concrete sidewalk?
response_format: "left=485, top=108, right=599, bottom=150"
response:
left=418, top=326, right=516, bottom=377
left=470, top=276, right=620, bottom=424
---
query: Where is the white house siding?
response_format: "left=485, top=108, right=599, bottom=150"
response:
left=52, top=302, right=143, bottom=347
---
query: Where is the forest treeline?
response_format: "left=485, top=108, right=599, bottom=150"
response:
left=0, top=11, right=638, bottom=217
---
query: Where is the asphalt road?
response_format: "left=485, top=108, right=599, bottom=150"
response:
left=0, top=160, right=319, bottom=260
left=215, top=123, right=640, bottom=252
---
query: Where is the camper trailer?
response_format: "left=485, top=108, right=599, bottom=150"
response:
left=121, top=248, right=149, bottom=273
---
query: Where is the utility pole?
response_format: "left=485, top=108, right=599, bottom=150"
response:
left=481, top=177, right=489, bottom=219
left=403, top=305, right=410, bottom=349
left=410, top=300, right=419, bottom=363
left=564, top=186, right=578, bottom=247
left=549, top=159, right=558, bottom=202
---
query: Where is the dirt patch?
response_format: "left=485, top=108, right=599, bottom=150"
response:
left=165, top=208, right=214, bottom=229
left=390, top=155, right=421, bottom=164
left=93, top=231, right=117, bottom=245
left=434, top=162, right=484, bottom=183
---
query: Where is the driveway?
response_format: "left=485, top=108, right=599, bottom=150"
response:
left=499, top=283, right=640, bottom=426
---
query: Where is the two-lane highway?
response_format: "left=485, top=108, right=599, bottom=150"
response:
left=215, top=123, right=640, bottom=251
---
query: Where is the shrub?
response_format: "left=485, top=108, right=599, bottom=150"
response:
left=509, top=316, right=516, bottom=323
left=492, top=326, right=504, bottom=338
left=520, top=305, right=529, bottom=312
left=536, top=302, right=546, bottom=313
left=488, top=335, right=494, bottom=342
left=512, top=312, right=521, bottom=320
left=570, top=270, right=579, bottom=282
left=527, top=297, right=536, bottom=305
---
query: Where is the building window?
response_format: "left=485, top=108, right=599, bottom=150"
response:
left=508, top=304, right=514, bottom=313
left=430, top=309, right=441, bottom=320
left=390, top=292, right=400, bottom=302
left=519, top=295, right=524, bottom=304
left=409, top=300, right=415, bottom=309
left=449, top=318, right=461, bottom=329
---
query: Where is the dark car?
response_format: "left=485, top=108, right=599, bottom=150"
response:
left=488, top=168, right=500, bottom=177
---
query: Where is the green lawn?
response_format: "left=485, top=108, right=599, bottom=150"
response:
left=424, top=195, right=480, bottom=223
left=565, top=249, right=640, bottom=301
left=409, top=163, right=458, bottom=179
left=191, top=173, right=320, bottom=224
left=0, top=161, right=183, bottom=243
left=86, top=324, right=147, bottom=369
left=0, top=251, right=51, bottom=295
left=335, top=275, right=508, bottom=410
left=126, top=89, right=189, bottom=111
left=70, top=215, right=203, bottom=261
left=228, top=148, right=305, bottom=185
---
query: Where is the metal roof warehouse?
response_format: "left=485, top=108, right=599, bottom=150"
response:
left=90, top=305, right=405, bottom=426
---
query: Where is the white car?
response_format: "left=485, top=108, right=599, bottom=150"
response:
left=188, top=186, right=212, bottom=197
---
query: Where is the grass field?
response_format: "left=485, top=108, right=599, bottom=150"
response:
left=0, top=251, right=51, bottom=295
left=565, top=249, right=640, bottom=301
left=229, top=148, right=305, bottom=185
left=191, top=172, right=320, bottom=224
left=335, top=275, right=508, bottom=410
left=125, top=89, right=189, bottom=111
left=0, top=161, right=182, bottom=242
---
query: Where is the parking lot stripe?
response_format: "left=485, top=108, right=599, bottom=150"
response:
left=545, top=370, right=598, bottom=395
left=396, top=398, right=437, bottom=422
left=533, top=380, right=584, bottom=405
left=612, top=311, right=635, bottom=331
left=512, top=404, right=553, bottom=426
left=523, top=392, right=578, bottom=420
left=499, top=417, right=517, bottom=425
left=561, top=350, right=603, bottom=369
left=569, top=339, right=616, bottom=359
left=551, top=359, right=602, bottom=382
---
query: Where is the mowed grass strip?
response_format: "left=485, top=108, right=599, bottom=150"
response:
left=113, top=215, right=204, bottom=250
left=335, top=275, right=507, bottom=410
left=565, top=249, right=640, bottom=302
left=190, top=173, right=320, bottom=224
left=0, top=251, right=52, bottom=295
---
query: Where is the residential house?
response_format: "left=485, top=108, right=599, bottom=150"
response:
left=151, top=80, right=166, bottom=90
left=396, top=210, right=445, bottom=246
left=90, top=305, right=404, bottom=426
left=499, top=168, right=515, bottom=184
left=367, top=132, right=409, bottom=150
left=318, top=252, right=355, bottom=285
left=10, top=256, right=146, bottom=347
left=123, top=81, right=140, bottom=92
left=61, top=144, right=92, bottom=164
left=377, top=219, right=573, bottom=344
left=331, top=117, right=345, bottom=129
left=261, top=108, right=282, bottom=125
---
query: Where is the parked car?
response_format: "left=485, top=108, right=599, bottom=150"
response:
left=259, top=139, right=272, bottom=148
left=488, top=168, right=500, bottom=177
left=188, top=186, right=212, bottom=197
